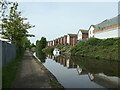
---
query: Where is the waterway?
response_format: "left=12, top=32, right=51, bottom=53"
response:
left=34, top=51, right=120, bottom=88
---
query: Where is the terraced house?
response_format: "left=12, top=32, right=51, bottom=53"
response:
left=89, top=15, right=120, bottom=39
left=67, top=34, right=77, bottom=46
left=77, top=29, right=88, bottom=41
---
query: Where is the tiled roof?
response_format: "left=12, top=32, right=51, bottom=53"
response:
left=68, top=33, right=77, bottom=36
left=79, top=29, right=88, bottom=34
left=95, top=15, right=120, bottom=30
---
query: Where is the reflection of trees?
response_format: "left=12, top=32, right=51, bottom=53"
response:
left=70, top=56, right=119, bottom=77
left=36, top=50, right=46, bottom=63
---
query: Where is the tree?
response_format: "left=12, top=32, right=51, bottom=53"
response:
left=36, top=37, right=47, bottom=62
left=0, top=0, right=12, bottom=20
left=0, top=2, right=35, bottom=46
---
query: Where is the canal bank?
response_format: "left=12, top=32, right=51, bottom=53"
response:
left=12, top=50, right=63, bottom=88
left=43, top=38, right=119, bottom=61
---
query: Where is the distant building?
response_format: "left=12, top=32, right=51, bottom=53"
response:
left=88, top=25, right=96, bottom=38
left=63, top=35, right=67, bottom=45
left=67, top=34, right=77, bottom=46
left=77, top=29, right=88, bottom=41
left=90, top=15, right=120, bottom=39
left=60, top=36, right=64, bottom=45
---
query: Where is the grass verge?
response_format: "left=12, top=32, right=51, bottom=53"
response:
left=2, top=48, right=24, bottom=88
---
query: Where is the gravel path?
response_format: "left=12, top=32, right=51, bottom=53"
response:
left=12, top=50, right=51, bottom=88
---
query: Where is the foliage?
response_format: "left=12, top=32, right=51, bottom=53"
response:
left=36, top=37, right=47, bottom=52
left=36, top=37, right=47, bottom=62
left=0, top=2, right=35, bottom=46
left=42, top=47, right=55, bottom=54
left=0, top=0, right=12, bottom=19
left=71, top=38, right=119, bottom=60
left=2, top=48, right=25, bottom=88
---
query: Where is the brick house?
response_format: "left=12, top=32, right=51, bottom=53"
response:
left=77, top=29, right=88, bottom=41
left=89, top=15, right=120, bottom=39
left=67, top=34, right=77, bottom=46
left=63, top=35, right=67, bottom=45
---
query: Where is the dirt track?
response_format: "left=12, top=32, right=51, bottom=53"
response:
left=12, top=50, right=51, bottom=88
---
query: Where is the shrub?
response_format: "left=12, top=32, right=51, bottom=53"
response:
left=85, top=38, right=101, bottom=46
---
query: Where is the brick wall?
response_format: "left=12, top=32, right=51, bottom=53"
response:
left=94, top=24, right=120, bottom=33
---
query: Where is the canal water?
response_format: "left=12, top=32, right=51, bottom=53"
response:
left=34, top=52, right=120, bottom=88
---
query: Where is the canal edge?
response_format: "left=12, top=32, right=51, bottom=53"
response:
left=32, top=53, right=64, bottom=88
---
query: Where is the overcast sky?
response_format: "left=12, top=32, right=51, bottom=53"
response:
left=17, top=2, right=118, bottom=44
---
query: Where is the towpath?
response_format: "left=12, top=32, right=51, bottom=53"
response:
left=12, top=50, right=51, bottom=88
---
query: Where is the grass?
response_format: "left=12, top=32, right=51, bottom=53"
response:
left=2, top=48, right=24, bottom=88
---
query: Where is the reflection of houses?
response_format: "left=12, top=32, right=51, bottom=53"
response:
left=76, top=65, right=83, bottom=75
left=77, top=29, right=88, bottom=41
left=48, top=55, right=77, bottom=69
left=88, top=73, right=94, bottom=81
left=66, top=59, right=77, bottom=68
left=91, top=74, right=120, bottom=88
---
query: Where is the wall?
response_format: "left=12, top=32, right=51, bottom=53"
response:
left=82, top=33, right=88, bottom=39
left=94, top=28, right=119, bottom=39
left=67, top=35, right=70, bottom=44
left=88, top=26, right=94, bottom=38
left=77, top=31, right=82, bottom=40
left=0, top=40, right=17, bottom=66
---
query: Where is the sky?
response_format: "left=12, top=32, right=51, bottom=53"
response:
left=17, top=2, right=118, bottom=44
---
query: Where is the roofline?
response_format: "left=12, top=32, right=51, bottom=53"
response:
left=88, top=25, right=95, bottom=31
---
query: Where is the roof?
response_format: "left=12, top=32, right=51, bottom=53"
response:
left=88, top=25, right=96, bottom=31
left=68, top=34, right=77, bottom=37
left=94, top=15, right=120, bottom=30
left=78, top=29, right=88, bottom=34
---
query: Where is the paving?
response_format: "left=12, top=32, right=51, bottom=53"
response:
left=12, top=50, right=51, bottom=88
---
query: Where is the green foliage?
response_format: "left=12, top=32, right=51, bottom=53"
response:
left=0, top=0, right=12, bottom=19
left=71, top=38, right=119, bottom=60
left=42, top=47, right=55, bottom=54
left=2, top=48, right=25, bottom=88
left=36, top=37, right=47, bottom=62
left=84, top=38, right=101, bottom=46
left=0, top=2, right=35, bottom=46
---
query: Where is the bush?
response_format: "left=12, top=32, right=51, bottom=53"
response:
left=84, top=38, right=101, bottom=46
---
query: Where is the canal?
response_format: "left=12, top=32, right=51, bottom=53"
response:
left=34, top=51, right=120, bottom=88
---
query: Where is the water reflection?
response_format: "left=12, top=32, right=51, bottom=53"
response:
left=46, top=54, right=120, bottom=88
left=36, top=50, right=46, bottom=63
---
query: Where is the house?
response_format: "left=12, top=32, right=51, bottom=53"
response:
left=92, top=15, right=120, bottom=39
left=63, top=35, right=67, bottom=45
left=88, top=25, right=96, bottom=38
left=58, top=38, right=61, bottom=45
left=47, top=41, right=50, bottom=47
left=60, top=36, right=64, bottom=45
left=77, top=29, right=88, bottom=41
left=67, top=34, right=77, bottom=46
left=52, top=40, right=55, bottom=46
left=50, top=41, right=53, bottom=46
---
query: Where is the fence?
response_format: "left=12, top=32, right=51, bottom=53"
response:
left=0, top=40, right=17, bottom=66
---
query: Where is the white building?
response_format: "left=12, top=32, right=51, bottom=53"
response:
left=88, top=25, right=95, bottom=38
left=88, top=15, right=120, bottom=39
left=77, top=29, right=88, bottom=41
